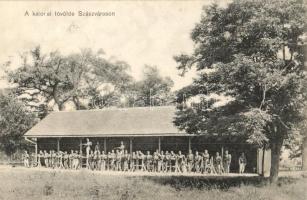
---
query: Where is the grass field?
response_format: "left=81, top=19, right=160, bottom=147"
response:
left=0, top=166, right=306, bottom=200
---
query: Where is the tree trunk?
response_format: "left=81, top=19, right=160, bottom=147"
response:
left=270, top=139, right=283, bottom=183
left=73, top=96, right=81, bottom=110
left=261, top=144, right=266, bottom=176
left=302, top=136, right=307, bottom=171
left=58, top=103, right=64, bottom=111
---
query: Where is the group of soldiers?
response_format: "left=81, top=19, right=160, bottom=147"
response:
left=22, top=141, right=248, bottom=174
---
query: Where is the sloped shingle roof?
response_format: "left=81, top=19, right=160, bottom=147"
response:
left=25, top=106, right=187, bottom=137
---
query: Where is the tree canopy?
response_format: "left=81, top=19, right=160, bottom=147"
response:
left=123, top=65, right=175, bottom=107
left=6, top=47, right=133, bottom=114
left=174, top=0, right=306, bottom=182
left=0, top=92, right=36, bottom=156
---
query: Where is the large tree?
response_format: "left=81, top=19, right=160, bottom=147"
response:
left=174, top=0, right=306, bottom=182
left=6, top=47, right=132, bottom=113
left=123, top=65, right=175, bottom=107
left=0, top=92, right=36, bottom=157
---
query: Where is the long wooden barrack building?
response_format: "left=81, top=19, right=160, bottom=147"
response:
left=24, top=106, right=270, bottom=174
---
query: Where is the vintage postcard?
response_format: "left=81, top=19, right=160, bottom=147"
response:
left=0, top=0, right=306, bottom=200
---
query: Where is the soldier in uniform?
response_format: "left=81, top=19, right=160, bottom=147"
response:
left=94, top=142, right=100, bottom=152
left=94, top=149, right=100, bottom=170
left=63, top=151, right=69, bottom=169
left=140, top=151, right=146, bottom=171
left=110, top=150, right=116, bottom=170
left=37, top=150, right=43, bottom=167
left=214, top=152, right=222, bottom=174
left=123, top=150, right=129, bottom=172
left=83, top=138, right=92, bottom=169
left=59, top=151, right=64, bottom=169
left=145, top=151, right=152, bottom=172
left=194, top=151, right=202, bottom=173
left=223, top=150, right=232, bottom=173
left=44, top=150, right=49, bottom=168
left=55, top=151, right=59, bottom=168
left=71, top=151, right=76, bottom=169
left=201, top=149, right=210, bottom=174
left=100, top=151, right=107, bottom=171
left=153, top=151, right=159, bottom=172
left=73, top=150, right=79, bottom=170
left=69, top=150, right=74, bottom=169
left=177, top=151, right=185, bottom=173
left=165, top=151, right=171, bottom=172
left=23, top=150, right=30, bottom=168
left=170, top=151, right=177, bottom=172
left=90, top=150, right=96, bottom=170
left=181, top=156, right=187, bottom=173
left=187, top=150, right=194, bottom=173
left=50, top=150, right=55, bottom=169
left=107, top=151, right=112, bottom=170
left=115, top=149, right=122, bottom=171
left=158, top=151, right=164, bottom=172
left=130, top=152, right=137, bottom=172
left=238, top=152, right=247, bottom=173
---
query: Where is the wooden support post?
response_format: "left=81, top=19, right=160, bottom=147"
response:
left=34, top=138, right=38, bottom=162
left=158, top=137, right=161, bottom=152
left=221, top=146, right=224, bottom=158
left=188, top=136, right=191, bottom=152
left=57, top=138, right=60, bottom=152
left=129, top=138, right=133, bottom=153
left=104, top=138, right=107, bottom=153
left=79, top=138, right=83, bottom=154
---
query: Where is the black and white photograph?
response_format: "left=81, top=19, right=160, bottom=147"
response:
left=0, top=0, right=306, bottom=199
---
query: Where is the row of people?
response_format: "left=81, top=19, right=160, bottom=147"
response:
left=23, top=149, right=247, bottom=174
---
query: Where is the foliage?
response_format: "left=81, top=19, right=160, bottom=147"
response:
left=124, top=65, right=175, bottom=107
left=0, top=93, right=36, bottom=156
left=6, top=47, right=133, bottom=113
left=174, top=0, right=306, bottom=182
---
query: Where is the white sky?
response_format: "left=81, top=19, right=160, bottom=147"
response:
left=0, top=0, right=230, bottom=91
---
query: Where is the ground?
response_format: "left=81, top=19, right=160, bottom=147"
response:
left=0, top=166, right=306, bottom=200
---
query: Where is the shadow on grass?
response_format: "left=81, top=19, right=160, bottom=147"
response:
left=133, top=175, right=303, bottom=190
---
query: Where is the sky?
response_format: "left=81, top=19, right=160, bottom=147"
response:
left=0, top=0, right=230, bottom=91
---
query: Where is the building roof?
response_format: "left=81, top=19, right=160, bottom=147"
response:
left=25, top=106, right=188, bottom=138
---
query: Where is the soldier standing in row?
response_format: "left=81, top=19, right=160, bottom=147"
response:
left=223, top=150, right=232, bottom=173
left=23, top=150, right=30, bottom=168
left=130, top=152, right=136, bottom=171
left=177, top=151, right=185, bottom=172
left=187, top=150, right=194, bottom=173
left=115, top=150, right=122, bottom=171
left=170, top=151, right=177, bottom=172
left=158, top=151, right=164, bottom=172
left=72, top=151, right=78, bottom=169
left=69, top=150, right=74, bottom=169
left=63, top=151, right=69, bottom=169
left=100, top=151, right=107, bottom=171
left=140, top=151, right=146, bottom=171
left=123, top=150, right=129, bottom=172
left=194, top=151, right=202, bottom=173
left=44, top=150, right=49, bottom=168
left=166, top=151, right=172, bottom=172
left=83, top=138, right=92, bottom=169
left=153, top=151, right=159, bottom=172
left=239, top=152, right=247, bottom=173
left=145, top=151, right=152, bottom=172
left=215, top=152, right=222, bottom=174
left=201, top=149, right=210, bottom=174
